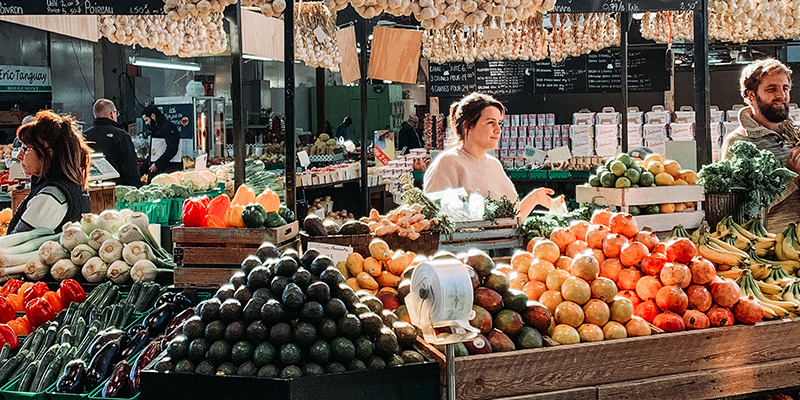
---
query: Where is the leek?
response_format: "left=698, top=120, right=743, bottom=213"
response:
left=130, top=259, right=170, bottom=282
left=122, top=241, right=153, bottom=265
left=51, top=259, right=79, bottom=280
left=118, top=224, right=146, bottom=244
left=119, top=209, right=133, bottom=224
left=125, top=213, right=175, bottom=268
left=0, top=228, right=54, bottom=250
left=80, top=213, right=99, bottom=235
left=81, top=257, right=108, bottom=283
left=99, top=239, right=124, bottom=263
left=61, top=227, right=89, bottom=251
left=3, top=233, right=61, bottom=255
left=0, top=265, right=25, bottom=279
left=71, top=244, right=97, bottom=266
left=97, top=210, right=123, bottom=235
left=107, top=260, right=131, bottom=284
left=0, top=251, right=40, bottom=268
left=23, top=257, right=48, bottom=281
left=39, top=241, right=69, bottom=265
left=62, top=221, right=79, bottom=232
left=88, top=229, right=113, bottom=251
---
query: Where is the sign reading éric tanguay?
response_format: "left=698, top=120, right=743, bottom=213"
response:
left=0, top=65, right=51, bottom=92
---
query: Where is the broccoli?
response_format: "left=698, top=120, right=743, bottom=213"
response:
left=115, top=185, right=136, bottom=201
left=123, top=189, right=145, bottom=204
left=698, top=160, right=735, bottom=194
left=728, top=140, right=761, bottom=159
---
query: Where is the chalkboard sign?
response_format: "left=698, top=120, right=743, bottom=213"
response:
left=475, top=60, right=533, bottom=96
left=587, top=49, right=669, bottom=92
left=534, top=56, right=588, bottom=93
left=429, top=62, right=476, bottom=96
left=0, top=0, right=164, bottom=15
left=551, top=0, right=698, bottom=12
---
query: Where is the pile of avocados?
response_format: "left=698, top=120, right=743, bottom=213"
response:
left=159, top=243, right=427, bottom=379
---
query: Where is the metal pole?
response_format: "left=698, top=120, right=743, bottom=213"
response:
left=226, top=2, right=246, bottom=189
left=620, top=12, right=629, bottom=153
left=285, top=0, right=297, bottom=217
left=316, top=68, right=325, bottom=135
left=694, top=0, right=711, bottom=167
left=446, top=344, right=456, bottom=400
left=358, top=17, right=370, bottom=216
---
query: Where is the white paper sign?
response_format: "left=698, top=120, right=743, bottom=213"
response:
left=195, top=154, right=207, bottom=171
left=524, top=146, right=546, bottom=164
left=298, top=150, right=311, bottom=168
left=306, top=242, right=352, bottom=264
left=313, top=26, right=329, bottom=43
left=548, top=146, right=571, bottom=163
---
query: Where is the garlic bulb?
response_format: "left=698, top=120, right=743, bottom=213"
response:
left=163, top=0, right=237, bottom=19
left=294, top=3, right=342, bottom=72
left=100, top=13, right=227, bottom=57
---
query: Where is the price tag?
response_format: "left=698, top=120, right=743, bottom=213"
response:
left=298, top=150, right=311, bottom=168
left=483, top=28, right=502, bottom=41
left=195, top=154, right=207, bottom=171
left=314, top=26, right=329, bottom=43
left=524, top=146, right=546, bottom=164
left=307, top=242, right=352, bottom=264
left=548, top=146, right=572, bottom=163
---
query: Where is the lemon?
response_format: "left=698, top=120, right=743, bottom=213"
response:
left=615, top=177, right=631, bottom=188
left=610, top=160, right=627, bottom=177
left=647, top=161, right=665, bottom=175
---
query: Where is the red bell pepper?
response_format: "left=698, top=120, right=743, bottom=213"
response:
left=23, top=282, right=49, bottom=304
left=59, top=279, right=86, bottom=306
left=25, top=297, right=54, bottom=328
left=0, top=297, right=14, bottom=324
left=42, top=291, right=63, bottom=314
left=181, top=198, right=208, bottom=227
left=0, top=279, right=21, bottom=297
left=0, top=323, right=19, bottom=349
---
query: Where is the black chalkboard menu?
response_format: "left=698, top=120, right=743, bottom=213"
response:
left=0, top=0, right=164, bottom=15
left=476, top=60, right=533, bottom=96
left=429, top=62, right=477, bottom=96
left=587, top=49, right=669, bottom=92
left=551, top=0, right=698, bottom=12
left=534, top=56, right=588, bottom=93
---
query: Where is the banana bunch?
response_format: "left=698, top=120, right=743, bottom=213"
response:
left=765, top=264, right=795, bottom=287
left=697, top=230, right=751, bottom=267
left=666, top=225, right=691, bottom=241
left=774, top=224, right=800, bottom=263
left=749, top=250, right=800, bottom=276
left=717, top=267, right=745, bottom=281
left=780, top=278, right=800, bottom=308
left=737, top=269, right=798, bottom=319
left=742, top=216, right=776, bottom=240
left=690, top=222, right=710, bottom=244
left=714, top=216, right=775, bottom=255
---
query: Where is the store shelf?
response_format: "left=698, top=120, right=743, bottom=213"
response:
left=575, top=185, right=705, bottom=206
left=634, top=210, right=705, bottom=232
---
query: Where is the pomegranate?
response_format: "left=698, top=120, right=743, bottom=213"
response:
left=571, top=253, right=600, bottom=282
left=589, top=248, right=606, bottom=264
left=609, top=213, right=639, bottom=238
left=599, top=258, right=623, bottom=282
left=565, top=241, right=589, bottom=259
left=655, top=285, right=689, bottom=313
left=551, top=324, right=580, bottom=344
left=620, top=241, right=649, bottom=267
left=586, top=225, right=611, bottom=249
left=545, top=269, right=572, bottom=291
left=522, top=280, right=547, bottom=301
left=686, top=284, right=713, bottom=312
left=683, top=309, right=710, bottom=329
left=583, top=299, right=610, bottom=326
left=590, top=277, right=618, bottom=303
left=554, top=301, right=585, bottom=328
left=603, top=321, right=628, bottom=339
left=510, top=250, right=534, bottom=274
left=602, top=234, right=628, bottom=258
left=532, top=240, right=561, bottom=264
left=688, top=257, right=716, bottom=285
left=709, top=277, right=741, bottom=308
left=618, top=289, right=641, bottom=307
left=539, top=290, right=563, bottom=314
left=617, top=268, right=642, bottom=290
left=555, top=256, right=573, bottom=273
left=634, top=230, right=660, bottom=252
left=733, top=296, right=763, bottom=324
left=706, top=304, right=734, bottom=327
left=654, top=242, right=666, bottom=254
left=640, top=253, right=668, bottom=276
left=635, top=275, right=663, bottom=302
left=577, top=323, right=604, bottom=342
left=527, top=259, right=555, bottom=282
left=634, top=300, right=659, bottom=323
left=591, top=209, right=612, bottom=227
left=660, top=262, right=691, bottom=288
left=561, top=277, right=591, bottom=305
left=625, top=316, right=652, bottom=336
left=653, top=310, right=686, bottom=332
left=549, top=228, right=577, bottom=253
left=665, top=238, right=697, bottom=263
left=610, top=297, right=634, bottom=323
left=569, top=220, right=590, bottom=241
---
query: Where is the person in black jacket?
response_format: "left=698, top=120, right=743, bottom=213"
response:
left=83, top=99, right=141, bottom=187
left=141, top=104, right=181, bottom=178
left=396, top=115, right=422, bottom=153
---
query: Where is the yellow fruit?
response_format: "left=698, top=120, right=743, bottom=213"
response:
left=647, top=161, right=665, bottom=175
left=674, top=203, right=687, bottom=212
left=387, top=251, right=409, bottom=275
left=660, top=203, right=676, bottom=213
left=644, top=153, right=665, bottom=164
left=369, top=238, right=391, bottom=261
left=674, top=179, right=688, bottom=185
left=684, top=201, right=695, bottom=208
left=346, top=253, right=365, bottom=276
left=636, top=161, right=646, bottom=168
left=654, top=172, right=675, bottom=186
left=364, top=257, right=383, bottom=276
left=664, top=160, right=681, bottom=177
left=679, top=170, right=698, bottom=185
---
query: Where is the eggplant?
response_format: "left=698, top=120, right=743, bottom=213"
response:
left=88, top=330, right=127, bottom=360
left=86, top=338, right=121, bottom=390
left=126, top=324, right=147, bottom=337
left=101, top=360, right=131, bottom=398
left=130, top=340, right=163, bottom=392
left=56, top=359, right=86, bottom=394
left=163, top=308, right=195, bottom=337
left=154, top=292, right=176, bottom=309
left=120, top=330, right=149, bottom=361
left=180, top=289, right=198, bottom=305
left=144, top=303, right=178, bottom=337
left=164, top=324, right=184, bottom=343
left=171, top=293, right=194, bottom=310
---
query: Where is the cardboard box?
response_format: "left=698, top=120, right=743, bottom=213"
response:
left=509, top=126, right=519, bottom=138
left=511, top=114, right=520, bottom=126
left=628, top=111, right=644, bottom=125
left=521, top=114, right=529, bottom=126
left=670, top=123, right=695, bottom=141
left=643, top=124, right=668, bottom=154
left=546, top=113, right=556, bottom=125
left=594, top=124, right=619, bottom=157
left=500, top=148, right=509, bottom=158
left=596, top=107, right=620, bottom=125
left=645, top=107, right=671, bottom=125
left=628, top=124, right=643, bottom=148
left=723, top=121, right=741, bottom=136
left=538, top=114, right=547, bottom=126
left=573, top=110, right=595, bottom=125
left=570, top=125, right=594, bottom=157
left=711, top=109, right=725, bottom=124
left=673, top=110, right=696, bottom=124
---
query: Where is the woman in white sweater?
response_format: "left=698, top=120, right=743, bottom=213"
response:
left=423, top=93, right=553, bottom=218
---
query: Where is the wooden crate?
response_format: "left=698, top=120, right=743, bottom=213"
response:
left=418, top=318, right=800, bottom=400
left=438, top=218, right=521, bottom=257
left=301, top=230, right=440, bottom=258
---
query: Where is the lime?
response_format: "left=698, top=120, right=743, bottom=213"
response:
left=589, top=175, right=601, bottom=187
left=631, top=184, right=639, bottom=188
left=646, top=204, right=660, bottom=214
left=623, top=168, right=640, bottom=184
left=609, top=161, right=627, bottom=177
left=615, top=177, right=631, bottom=188
left=629, top=206, right=641, bottom=216
left=639, top=171, right=655, bottom=187
left=600, top=171, right=617, bottom=188
left=617, top=153, right=635, bottom=168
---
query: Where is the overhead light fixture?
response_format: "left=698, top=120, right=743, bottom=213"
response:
left=736, top=47, right=754, bottom=63
left=243, top=54, right=273, bottom=62
left=129, top=56, right=201, bottom=71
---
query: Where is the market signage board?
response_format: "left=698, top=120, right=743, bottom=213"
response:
left=0, top=65, right=51, bottom=92
left=0, top=0, right=164, bottom=15
left=551, top=0, right=699, bottom=12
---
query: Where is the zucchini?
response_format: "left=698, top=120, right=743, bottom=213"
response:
left=77, top=326, right=99, bottom=361
left=18, top=327, right=41, bottom=353
left=36, top=325, right=58, bottom=359
left=57, top=328, right=72, bottom=345
left=119, top=306, right=134, bottom=329
left=72, top=317, right=86, bottom=346
left=8, top=350, right=33, bottom=380
left=17, top=361, right=38, bottom=392
left=35, top=355, right=62, bottom=392
left=0, top=352, right=25, bottom=384
left=0, top=342, right=10, bottom=363
left=32, top=345, right=59, bottom=387
left=127, top=281, right=142, bottom=307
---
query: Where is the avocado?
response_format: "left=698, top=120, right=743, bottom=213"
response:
left=246, top=320, right=268, bottom=344
left=358, top=312, right=384, bottom=337
left=331, top=337, right=355, bottom=363
left=155, top=356, right=173, bottom=372
left=279, top=343, right=303, bottom=366
left=280, top=365, right=303, bottom=378
left=182, top=316, right=205, bottom=340
left=486, top=329, right=516, bottom=352
left=293, top=322, right=317, bottom=348
left=317, top=318, right=338, bottom=341
left=380, top=310, right=399, bottom=327
left=310, top=256, right=335, bottom=277
left=216, top=362, right=236, bottom=375
left=501, top=289, right=528, bottom=313
left=225, top=321, right=246, bottom=343
left=253, top=342, right=277, bottom=367
left=325, top=362, right=346, bottom=373
left=275, top=257, right=300, bottom=277
left=269, top=322, right=292, bottom=346
left=167, top=335, right=190, bottom=361
left=299, top=301, right=324, bottom=325
left=291, top=268, right=313, bottom=291
left=401, top=350, right=425, bottom=364
left=386, top=353, right=404, bottom=367
left=208, top=340, right=232, bottom=364
left=324, top=298, right=347, bottom=320
left=366, top=355, right=386, bottom=369
left=256, top=242, right=280, bottom=262
left=282, top=283, right=305, bottom=311
left=306, top=282, right=331, bottom=304
left=188, top=338, right=210, bottom=362
left=338, top=314, right=362, bottom=340
left=464, top=249, right=495, bottom=277
left=231, top=341, right=254, bottom=366
left=219, top=298, right=243, bottom=323
left=205, top=320, right=226, bottom=342
left=303, top=214, right=328, bottom=237
left=257, top=365, right=280, bottom=378
left=335, top=284, right=359, bottom=311
left=194, top=360, right=215, bottom=375
left=242, top=255, right=264, bottom=276
left=229, top=271, right=248, bottom=289
left=270, top=276, right=291, bottom=297
left=494, top=309, right=524, bottom=337
left=215, top=284, right=235, bottom=301
left=483, top=271, right=510, bottom=295
left=236, top=361, right=258, bottom=376
left=247, top=266, right=271, bottom=291
left=197, top=298, right=221, bottom=323
left=339, top=221, right=371, bottom=235
left=352, top=302, right=371, bottom=316
left=348, top=358, right=367, bottom=371
left=233, top=285, right=252, bottom=305
left=515, top=326, right=544, bottom=349
left=300, top=248, right=321, bottom=270
left=281, top=248, right=302, bottom=266
left=303, top=362, right=325, bottom=376
left=308, top=339, right=331, bottom=365
left=174, top=359, right=195, bottom=373
left=374, top=327, right=399, bottom=357
left=360, top=296, right=384, bottom=313
left=260, top=299, right=287, bottom=324
left=392, top=321, right=417, bottom=348
left=251, top=288, right=273, bottom=301
left=242, top=297, right=266, bottom=324
left=320, top=266, right=346, bottom=288
left=354, top=336, right=374, bottom=361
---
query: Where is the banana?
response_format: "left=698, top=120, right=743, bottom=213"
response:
left=739, top=270, right=798, bottom=313
left=717, top=268, right=745, bottom=280
left=699, top=244, right=746, bottom=266
left=761, top=304, right=780, bottom=320
left=775, top=229, right=787, bottom=260
left=753, top=238, right=776, bottom=251
left=748, top=263, right=771, bottom=280
left=781, top=236, right=800, bottom=261
left=708, top=235, right=751, bottom=258
left=757, top=280, right=783, bottom=295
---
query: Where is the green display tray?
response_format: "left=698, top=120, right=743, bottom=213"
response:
left=570, top=170, right=590, bottom=179
left=0, top=375, right=49, bottom=400
left=412, top=170, right=425, bottom=180
left=507, top=169, right=529, bottom=179
left=549, top=170, right=570, bottom=179
left=87, top=379, right=139, bottom=400
left=529, top=170, right=548, bottom=179
left=47, top=381, right=89, bottom=400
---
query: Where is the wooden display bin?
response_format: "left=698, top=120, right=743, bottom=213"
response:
left=301, top=230, right=440, bottom=258
left=575, top=185, right=706, bottom=231
left=418, top=318, right=800, bottom=400
left=438, top=218, right=520, bottom=257
left=171, top=222, right=299, bottom=289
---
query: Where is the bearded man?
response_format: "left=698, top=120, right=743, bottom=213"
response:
left=721, top=58, right=800, bottom=230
